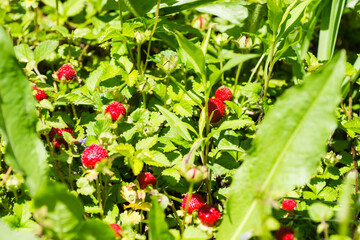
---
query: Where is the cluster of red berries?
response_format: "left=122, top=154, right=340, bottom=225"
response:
left=49, top=127, right=75, bottom=151
left=181, top=193, right=221, bottom=227
left=33, top=84, right=49, bottom=101
left=105, top=102, right=126, bottom=121
left=205, top=86, right=232, bottom=123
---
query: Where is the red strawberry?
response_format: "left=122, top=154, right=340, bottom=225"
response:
left=282, top=199, right=297, bottom=211
left=81, top=144, right=108, bottom=168
left=137, top=172, right=156, bottom=189
left=215, top=86, right=232, bottom=102
left=49, top=127, right=74, bottom=141
left=276, top=226, right=294, bottom=240
left=32, top=84, right=38, bottom=90
left=181, top=193, right=205, bottom=213
left=110, top=223, right=122, bottom=237
left=198, top=204, right=221, bottom=227
left=56, top=128, right=75, bottom=137
left=206, top=98, right=225, bottom=123
left=56, top=64, right=76, bottom=82
left=53, top=138, right=68, bottom=151
left=35, top=89, right=48, bottom=101
left=105, top=102, right=126, bottom=121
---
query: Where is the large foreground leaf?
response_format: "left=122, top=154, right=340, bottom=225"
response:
left=218, top=51, right=346, bottom=239
left=0, top=27, right=48, bottom=195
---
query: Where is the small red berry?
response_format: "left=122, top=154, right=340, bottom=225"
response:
left=206, top=98, right=225, bottom=123
left=53, top=138, right=68, bottom=151
left=276, top=226, right=294, bottom=240
left=137, top=172, right=156, bottom=189
left=32, top=84, right=38, bottom=90
left=215, top=86, right=232, bottom=102
left=181, top=193, right=205, bottom=213
left=81, top=144, right=108, bottom=168
left=35, top=89, right=48, bottom=101
left=198, top=204, right=221, bottom=227
left=105, top=102, right=126, bottom=121
left=56, top=128, right=75, bottom=137
left=110, top=223, right=122, bottom=237
left=282, top=199, right=297, bottom=211
left=56, top=64, right=76, bottom=82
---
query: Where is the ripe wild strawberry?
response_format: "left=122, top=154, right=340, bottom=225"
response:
left=181, top=193, right=204, bottom=213
left=206, top=98, right=225, bottom=123
left=49, top=127, right=74, bottom=141
left=105, top=102, right=126, bottom=121
left=81, top=144, right=108, bottom=168
left=198, top=204, right=221, bottom=227
left=282, top=199, right=297, bottom=211
left=137, top=172, right=156, bottom=189
left=110, top=223, right=122, bottom=237
left=56, top=64, right=76, bottom=82
left=276, top=226, right=294, bottom=240
left=215, top=86, right=232, bottom=102
left=35, top=89, right=49, bottom=101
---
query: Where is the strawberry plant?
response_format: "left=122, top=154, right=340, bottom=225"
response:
left=1, top=0, right=360, bottom=239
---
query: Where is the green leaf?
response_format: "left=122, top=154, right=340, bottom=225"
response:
left=0, top=27, right=48, bottom=195
left=207, top=119, right=253, bottom=140
left=183, top=226, right=209, bottom=240
left=136, top=135, right=158, bottom=150
left=63, top=0, right=85, bottom=17
left=174, top=31, right=205, bottom=78
left=173, top=101, right=192, bottom=117
left=156, top=105, right=192, bottom=142
left=317, top=0, right=346, bottom=61
left=162, top=168, right=181, bottom=183
left=143, top=151, right=171, bottom=167
left=148, top=196, right=175, bottom=240
left=78, top=219, right=115, bottom=240
left=267, top=0, right=283, bottom=34
left=76, top=177, right=95, bottom=196
left=0, top=220, right=39, bottom=240
left=197, top=2, right=248, bottom=26
left=34, top=40, right=59, bottom=64
left=14, top=44, right=34, bottom=62
left=34, top=181, right=84, bottom=237
left=222, top=54, right=259, bottom=72
left=308, top=202, right=334, bottom=222
left=218, top=51, right=346, bottom=239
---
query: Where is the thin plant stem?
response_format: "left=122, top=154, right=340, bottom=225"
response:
left=219, top=45, right=224, bottom=85
left=181, top=183, right=194, bottom=235
left=68, top=163, right=73, bottom=190
left=143, top=0, right=161, bottom=71
left=1, top=167, right=12, bottom=187
left=96, top=175, right=103, bottom=218
left=233, top=62, right=243, bottom=100
left=163, top=77, right=169, bottom=106
left=34, top=7, right=38, bottom=42
left=55, top=0, right=59, bottom=25
left=118, top=0, right=123, bottom=33
left=137, top=43, right=142, bottom=73
left=263, top=40, right=276, bottom=100
left=45, top=134, right=66, bottom=185
left=103, top=175, right=108, bottom=208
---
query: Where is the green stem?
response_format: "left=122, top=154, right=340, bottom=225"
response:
left=219, top=46, right=224, bottom=85
left=263, top=40, right=276, bottom=100
left=34, top=7, right=38, bottom=41
left=137, top=43, right=142, bottom=73
left=163, top=77, right=169, bottom=106
left=233, top=62, right=243, bottom=100
left=181, top=183, right=194, bottom=235
left=103, top=175, right=108, bottom=208
left=96, top=176, right=103, bottom=218
left=143, top=0, right=161, bottom=71
left=55, top=0, right=59, bottom=25
left=118, top=0, right=123, bottom=33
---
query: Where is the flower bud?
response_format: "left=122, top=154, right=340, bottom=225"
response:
left=192, top=14, right=210, bottom=31
left=214, top=33, right=230, bottom=47
left=5, top=174, right=23, bottom=191
left=99, top=132, right=115, bottom=146
left=184, top=166, right=208, bottom=183
left=234, top=36, right=253, bottom=49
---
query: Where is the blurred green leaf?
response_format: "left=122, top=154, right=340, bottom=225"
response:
left=218, top=52, right=346, bottom=238
left=0, top=27, right=48, bottom=196
left=148, top=196, right=174, bottom=240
